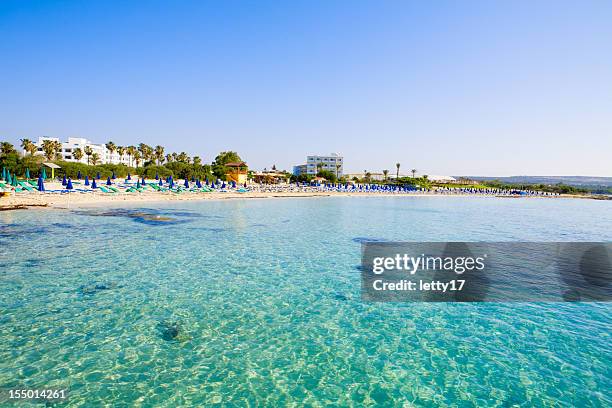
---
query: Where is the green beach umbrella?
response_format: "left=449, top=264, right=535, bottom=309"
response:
left=6, top=172, right=11, bottom=185
left=25, top=168, right=30, bottom=179
left=11, top=173, right=18, bottom=187
left=1, top=167, right=5, bottom=180
left=41, top=167, right=47, bottom=179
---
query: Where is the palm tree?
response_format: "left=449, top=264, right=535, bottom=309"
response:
left=41, top=140, right=57, bottom=160
left=316, top=162, right=324, bottom=175
left=177, top=152, right=189, bottom=163
left=171, top=152, right=178, bottom=162
left=117, top=146, right=126, bottom=164
left=53, top=141, right=62, bottom=158
left=383, top=169, right=389, bottom=182
left=336, top=164, right=341, bottom=180
left=154, top=145, right=165, bottom=165
left=73, top=147, right=83, bottom=162
left=20, top=138, right=36, bottom=156
left=90, top=152, right=100, bottom=165
left=396, top=163, right=400, bottom=179
left=126, top=146, right=137, bottom=167
left=165, top=153, right=173, bottom=163
left=1, top=142, right=16, bottom=155
left=138, top=143, right=152, bottom=164
left=106, top=141, right=117, bottom=161
left=193, top=156, right=202, bottom=166
left=411, top=169, right=417, bottom=178
left=84, top=146, right=93, bottom=165
left=133, top=151, right=141, bottom=168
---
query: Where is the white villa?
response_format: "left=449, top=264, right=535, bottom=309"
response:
left=31, top=137, right=130, bottom=165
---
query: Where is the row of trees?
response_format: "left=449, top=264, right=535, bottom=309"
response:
left=1, top=139, right=244, bottom=182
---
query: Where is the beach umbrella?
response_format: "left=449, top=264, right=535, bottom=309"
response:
left=37, top=176, right=45, bottom=192
left=1, top=167, right=5, bottom=180
left=158, top=179, right=163, bottom=186
left=169, top=178, right=174, bottom=188
left=205, top=177, right=209, bottom=185
left=62, top=174, right=67, bottom=186
left=77, top=170, right=82, bottom=180
left=210, top=182, right=215, bottom=188
left=136, top=179, right=141, bottom=189
left=142, top=178, right=146, bottom=185
left=7, top=172, right=13, bottom=186
left=66, top=178, right=74, bottom=190
left=112, top=171, right=116, bottom=179
left=91, top=179, right=97, bottom=189
left=106, top=177, right=112, bottom=186
left=96, top=172, right=101, bottom=180
left=243, top=182, right=247, bottom=188
left=25, top=168, right=30, bottom=179
left=191, top=176, right=195, bottom=182
left=232, top=181, right=237, bottom=188
left=184, top=178, right=189, bottom=188
left=41, top=167, right=46, bottom=179
left=84, top=176, right=90, bottom=186
left=196, top=179, right=202, bottom=188
left=221, top=182, right=226, bottom=189
left=127, top=173, right=132, bottom=181
left=155, top=171, right=159, bottom=180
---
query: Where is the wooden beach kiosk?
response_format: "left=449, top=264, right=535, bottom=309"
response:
left=43, top=162, right=61, bottom=180
left=225, top=162, right=248, bottom=185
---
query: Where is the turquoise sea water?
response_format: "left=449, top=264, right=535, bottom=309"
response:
left=1, top=196, right=610, bottom=407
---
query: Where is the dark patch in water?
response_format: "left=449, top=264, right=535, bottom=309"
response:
left=352, top=237, right=390, bottom=244
left=250, top=223, right=266, bottom=227
left=0, top=224, right=49, bottom=238
left=281, top=219, right=290, bottom=223
left=23, top=259, right=43, bottom=268
left=72, top=208, right=197, bottom=226
left=197, top=227, right=226, bottom=233
left=333, top=293, right=349, bottom=301
left=51, top=222, right=73, bottom=229
left=353, top=265, right=364, bottom=272
left=79, top=282, right=120, bottom=295
left=158, top=320, right=183, bottom=342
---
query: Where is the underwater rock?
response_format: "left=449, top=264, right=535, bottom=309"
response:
left=158, top=320, right=190, bottom=342
left=333, top=293, right=349, bottom=301
left=79, top=282, right=119, bottom=295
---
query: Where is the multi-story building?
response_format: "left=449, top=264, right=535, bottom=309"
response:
left=32, top=137, right=130, bottom=165
left=294, top=153, right=343, bottom=176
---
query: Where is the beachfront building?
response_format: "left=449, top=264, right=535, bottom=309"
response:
left=225, top=162, right=248, bottom=184
left=31, top=137, right=129, bottom=165
left=253, top=169, right=291, bottom=184
left=294, top=153, right=344, bottom=177
left=427, top=175, right=457, bottom=184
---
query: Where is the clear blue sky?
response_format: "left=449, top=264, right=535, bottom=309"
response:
left=1, top=0, right=611, bottom=176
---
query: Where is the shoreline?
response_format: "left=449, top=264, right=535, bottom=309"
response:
left=0, top=190, right=603, bottom=211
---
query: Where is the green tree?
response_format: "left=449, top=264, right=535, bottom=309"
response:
left=133, top=151, right=142, bottom=168
left=1, top=142, right=16, bottom=156
left=42, top=140, right=58, bottom=160
left=20, top=138, right=37, bottom=156
left=411, top=168, right=417, bottom=178
left=90, top=152, right=100, bottom=165
left=396, top=163, right=400, bottom=179
left=154, top=145, right=165, bottom=165
left=212, top=151, right=243, bottom=180
left=106, top=141, right=116, bottom=157
left=383, top=169, right=389, bottom=182
left=73, top=147, right=83, bottom=162
left=117, top=146, right=126, bottom=163
left=84, top=146, right=93, bottom=165
left=126, top=146, right=136, bottom=167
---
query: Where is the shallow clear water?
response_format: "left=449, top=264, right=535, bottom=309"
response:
left=1, top=196, right=611, bottom=406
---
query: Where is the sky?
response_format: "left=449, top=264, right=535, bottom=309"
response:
left=1, top=0, right=611, bottom=176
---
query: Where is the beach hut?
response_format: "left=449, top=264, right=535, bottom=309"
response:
left=42, top=162, right=61, bottom=180
left=224, top=162, right=248, bottom=185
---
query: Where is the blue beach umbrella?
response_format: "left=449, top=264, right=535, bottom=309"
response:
left=37, top=177, right=45, bottom=192
left=244, top=182, right=247, bottom=188
left=196, top=179, right=202, bottom=188
left=184, top=178, right=189, bottom=188
left=62, top=175, right=67, bottom=186
left=232, top=181, right=236, bottom=188
left=191, top=176, right=195, bottom=182
left=142, top=178, right=146, bottom=185
left=169, top=178, right=174, bottom=188
left=77, top=170, right=82, bottom=180
left=221, top=182, right=226, bottom=189
left=127, top=173, right=132, bottom=181
left=25, top=168, right=30, bottom=179
left=158, top=179, right=163, bottom=186
left=91, top=179, right=98, bottom=189
left=210, top=182, right=215, bottom=188
left=84, top=176, right=90, bottom=186
left=106, top=177, right=112, bottom=186
left=111, top=171, right=116, bottom=179
left=155, top=172, right=159, bottom=180
left=66, top=178, right=74, bottom=190
left=96, top=172, right=101, bottom=180
left=136, top=179, right=141, bottom=189
left=205, top=177, right=209, bottom=185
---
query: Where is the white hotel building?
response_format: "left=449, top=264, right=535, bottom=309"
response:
left=294, top=153, right=344, bottom=176
left=32, top=137, right=128, bottom=165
